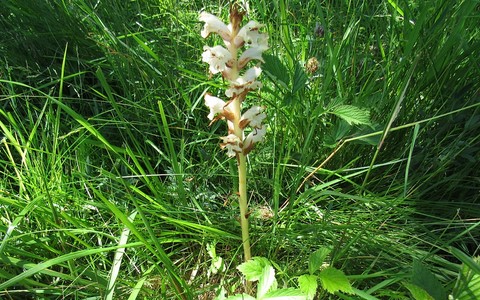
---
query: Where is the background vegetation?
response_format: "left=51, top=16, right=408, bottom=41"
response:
left=0, top=0, right=479, bottom=299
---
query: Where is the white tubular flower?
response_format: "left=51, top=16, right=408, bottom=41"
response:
left=238, top=46, right=268, bottom=69
left=226, top=66, right=263, bottom=97
left=202, top=45, right=233, bottom=74
left=205, top=94, right=234, bottom=121
left=220, top=134, right=242, bottom=157
left=199, top=12, right=232, bottom=42
left=234, top=20, right=268, bottom=48
left=205, top=94, right=226, bottom=120
left=239, top=106, right=266, bottom=129
left=243, top=125, right=267, bottom=154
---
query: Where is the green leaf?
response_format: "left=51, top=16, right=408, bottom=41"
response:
left=237, top=257, right=271, bottom=281
left=331, top=105, right=371, bottom=125
left=298, top=274, right=318, bottom=300
left=226, top=294, right=256, bottom=300
left=261, top=288, right=307, bottom=300
left=318, top=267, right=354, bottom=294
left=404, top=283, right=434, bottom=300
left=411, top=260, right=447, bottom=300
left=207, top=243, right=217, bottom=258
left=207, top=242, right=224, bottom=275
left=263, top=54, right=290, bottom=90
left=292, top=62, right=308, bottom=94
left=210, top=256, right=224, bottom=275
left=214, top=286, right=227, bottom=300
left=450, top=247, right=480, bottom=275
left=257, top=265, right=277, bottom=298
left=309, top=248, right=331, bottom=275
left=451, top=256, right=480, bottom=300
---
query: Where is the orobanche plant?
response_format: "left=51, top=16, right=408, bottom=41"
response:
left=200, top=3, right=268, bottom=263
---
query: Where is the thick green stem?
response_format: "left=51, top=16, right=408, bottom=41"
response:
left=237, top=152, right=251, bottom=261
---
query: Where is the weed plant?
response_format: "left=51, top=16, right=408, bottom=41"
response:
left=0, top=0, right=479, bottom=299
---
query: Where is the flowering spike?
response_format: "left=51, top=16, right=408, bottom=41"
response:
left=199, top=8, right=268, bottom=156
left=199, top=5, right=270, bottom=266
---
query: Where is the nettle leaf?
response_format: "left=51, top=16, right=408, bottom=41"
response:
left=309, top=248, right=331, bottom=275
left=225, top=294, right=256, bottom=300
left=263, top=54, right=290, bottom=90
left=404, top=283, right=434, bottom=300
left=209, top=256, right=224, bottom=275
left=298, top=274, right=318, bottom=300
left=261, top=288, right=307, bottom=300
left=257, top=265, right=277, bottom=298
left=411, top=260, right=447, bottom=300
left=292, top=62, right=308, bottom=94
left=214, top=286, right=227, bottom=300
left=237, top=257, right=271, bottom=281
left=331, top=105, right=371, bottom=125
left=318, top=267, right=354, bottom=294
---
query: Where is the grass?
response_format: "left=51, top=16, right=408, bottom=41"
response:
left=1, top=0, right=479, bottom=299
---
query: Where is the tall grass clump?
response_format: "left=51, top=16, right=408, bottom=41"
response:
left=0, top=0, right=479, bottom=299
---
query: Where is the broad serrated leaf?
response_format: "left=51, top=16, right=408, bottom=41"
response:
left=237, top=257, right=271, bottom=281
left=209, top=256, right=224, bottom=275
left=206, top=243, right=216, bottom=258
left=411, top=260, right=447, bottom=300
left=318, top=267, right=353, bottom=294
left=298, top=274, right=318, bottom=300
left=263, top=54, right=290, bottom=90
left=225, top=294, right=256, bottom=300
left=261, top=288, right=307, bottom=300
left=331, top=105, right=371, bottom=125
left=451, top=256, right=480, bottom=300
left=404, top=283, right=434, bottom=300
left=214, top=286, right=227, bottom=300
left=309, top=248, right=331, bottom=275
left=292, top=62, right=307, bottom=94
left=258, top=265, right=277, bottom=298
